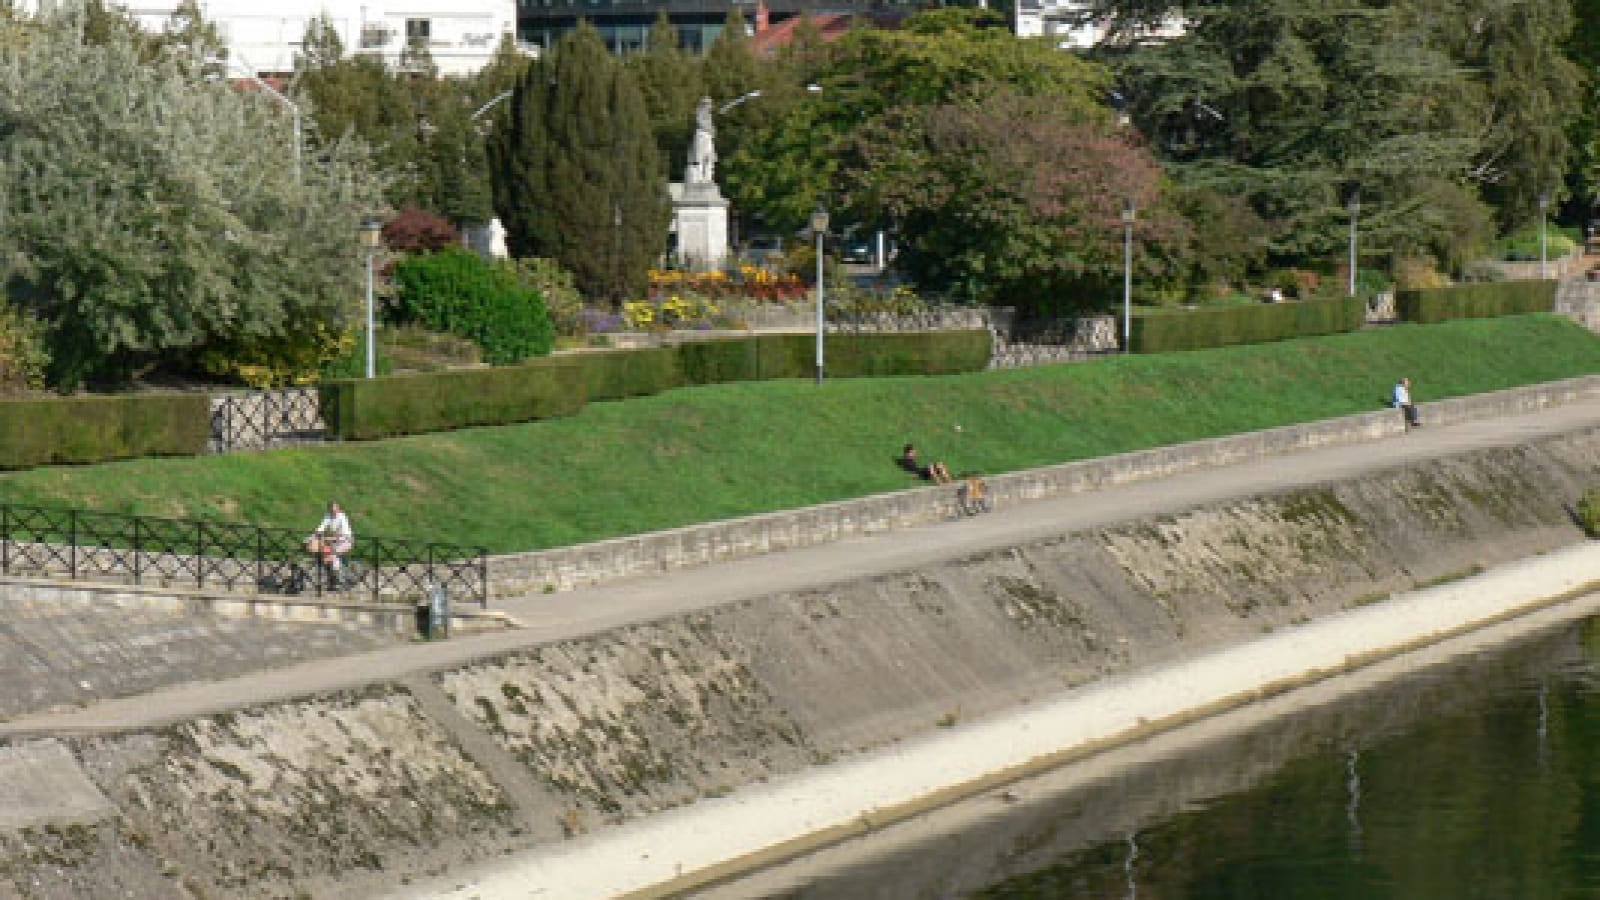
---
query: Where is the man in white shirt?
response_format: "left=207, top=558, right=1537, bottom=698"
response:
left=308, top=501, right=354, bottom=575
left=1393, top=377, right=1420, bottom=429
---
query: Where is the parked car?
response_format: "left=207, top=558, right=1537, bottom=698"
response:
left=743, top=236, right=785, bottom=266
left=842, top=238, right=874, bottom=265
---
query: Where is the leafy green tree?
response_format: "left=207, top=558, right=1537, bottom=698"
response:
left=295, top=21, right=493, bottom=228
left=489, top=23, right=668, bottom=304
left=0, top=10, right=387, bottom=388
left=725, top=9, right=1109, bottom=233
left=390, top=248, right=554, bottom=364
left=843, top=87, right=1182, bottom=310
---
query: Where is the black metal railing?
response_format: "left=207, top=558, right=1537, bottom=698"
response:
left=210, top=388, right=326, bottom=453
left=0, top=504, right=489, bottom=607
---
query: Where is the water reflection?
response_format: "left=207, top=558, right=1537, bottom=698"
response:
left=692, top=615, right=1600, bottom=899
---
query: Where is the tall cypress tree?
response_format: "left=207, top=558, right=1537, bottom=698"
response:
left=491, top=23, right=668, bottom=305
left=627, top=11, right=703, bottom=177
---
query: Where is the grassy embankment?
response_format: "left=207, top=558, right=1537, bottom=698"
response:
left=1, top=315, right=1596, bottom=554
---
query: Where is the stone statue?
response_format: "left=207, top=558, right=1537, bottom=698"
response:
left=687, top=97, right=716, bottom=185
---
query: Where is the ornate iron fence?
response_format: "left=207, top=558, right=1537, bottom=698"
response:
left=210, top=388, right=326, bottom=453
left=0, top=504, right=489, bottom=607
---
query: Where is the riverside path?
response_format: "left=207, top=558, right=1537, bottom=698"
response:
left=6, top=390, right=1600, bottom=739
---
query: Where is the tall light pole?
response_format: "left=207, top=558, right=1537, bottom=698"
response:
left=1539, top=191, right=1552, bottom=279
left=811, top=205, right=829, bottom=385
left=1347, top=190, right=1361, bottom=297
left=1122, top=200, right=1135, bottom=353
left=360, top=217, right=384, bottom=378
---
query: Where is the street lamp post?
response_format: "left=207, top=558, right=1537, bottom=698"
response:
left=1122, top=200, right=1135, bottom=353
left=811, top=205, right=829, bottom=385
left=1539, top=192, right=1552, bottom=279
left=471, top=90, right=513, bottom=124
left=360, top=217, right=384, bottom=379
left=1347, top=190, right=1361, bottom=297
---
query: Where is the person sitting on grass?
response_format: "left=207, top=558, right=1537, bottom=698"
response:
left=898, top=443, right=953, bottom=484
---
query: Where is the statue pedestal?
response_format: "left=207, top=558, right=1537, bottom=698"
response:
left=670, top=181, right=730, bottom=272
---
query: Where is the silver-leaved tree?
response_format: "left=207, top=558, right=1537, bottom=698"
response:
left=0, top=7, right=388, bottom=389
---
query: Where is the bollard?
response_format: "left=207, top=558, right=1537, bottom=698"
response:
left=418, top=582, right=450, bottom=640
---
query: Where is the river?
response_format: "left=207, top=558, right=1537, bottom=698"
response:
left=691, top=610, right=1600, bottom=899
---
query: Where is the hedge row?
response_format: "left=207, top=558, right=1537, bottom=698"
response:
left=1395, top=281, right=1557, bottom=324
left=1127, top=296, right=1366, bottom=353
left=0, top=394, right=210, bottom=470
left=321, top=330, right=993, bottom=440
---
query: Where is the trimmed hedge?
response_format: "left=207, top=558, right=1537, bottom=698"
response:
left=579, top=348, right=684, bottom=401
left=1127, top=296, right=1366, bottom=353
left=321, top=357, right=586, bottom=441
left=0, top=394, right=209, bottom=470
left=321, top=330, right=992, bottom=440
left=1395, top=281, right=1557, bottom=324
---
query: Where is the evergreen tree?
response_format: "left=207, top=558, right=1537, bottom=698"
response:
left=627, top=11, right=702, bottom=177
left=490, top=23, right=668, bottom=304
left=1407, top=0, right=1581, bottom=227
left=1108, top=0, right=1492, bottom=271
left=1567, top=0, right=1600, bottom=213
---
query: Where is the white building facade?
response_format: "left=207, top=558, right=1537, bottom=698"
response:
left=20, top=0, right=516, bottom=76
left=1015, top=0, right=1184, bottom=48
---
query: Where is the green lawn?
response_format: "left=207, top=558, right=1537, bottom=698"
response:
left=2, top=315, right=1596, bottom=554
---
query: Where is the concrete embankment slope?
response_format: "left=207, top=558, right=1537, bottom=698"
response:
left=1, top=419, right=1599, bottom=898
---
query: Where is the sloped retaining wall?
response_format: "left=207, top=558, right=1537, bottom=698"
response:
left=1, top=428, right=1597, bottom=898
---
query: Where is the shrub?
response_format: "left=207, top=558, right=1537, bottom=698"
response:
left=382, top=208, right=459, bottom=254
left=0, top=304, right=49, bottom=394
left=508, top=258, right=585, bottom=338
left=390, top=248, right=554, bottom=364
left=0, top=393, right=209, bottom=469
left=1394, top=281, right=1556, bottom=324
left=1579, top=486, right=1600, bottom=538
left=1127, top=297, right=1365, bottom=352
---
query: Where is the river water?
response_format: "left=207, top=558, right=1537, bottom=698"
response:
left=693, top=613, right=1600, bottom=899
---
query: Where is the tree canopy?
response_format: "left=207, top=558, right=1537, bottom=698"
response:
left=0, top=9, right=386, bottom=388
left=489, top=23, right=668, bottom=305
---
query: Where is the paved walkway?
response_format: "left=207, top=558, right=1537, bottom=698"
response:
left=5, top=394, right=1600, bottom=738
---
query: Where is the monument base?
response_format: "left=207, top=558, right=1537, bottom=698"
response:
left=670, top=182, right=730, bottom=272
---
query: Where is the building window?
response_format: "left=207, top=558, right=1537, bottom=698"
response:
left=360, top=26, right=393, bottom=49
left=406, top=19, right=432, bottom=43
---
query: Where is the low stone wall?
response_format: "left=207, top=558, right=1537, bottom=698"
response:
left=1487, top=250, right=1584, bottom=281
left=489, top=374, right=1600, bottom=596
left=2, top=427, right=1595, bottom=898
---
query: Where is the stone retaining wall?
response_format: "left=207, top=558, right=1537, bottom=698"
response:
left=489, top=374, right=1600, bottom=596
left=1, top=427, right=1596, bottom=898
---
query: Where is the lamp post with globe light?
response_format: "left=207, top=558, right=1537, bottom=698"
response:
left=811, top=205, right=829, bottom=385
left=359, top=217, right=384, bottom=378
